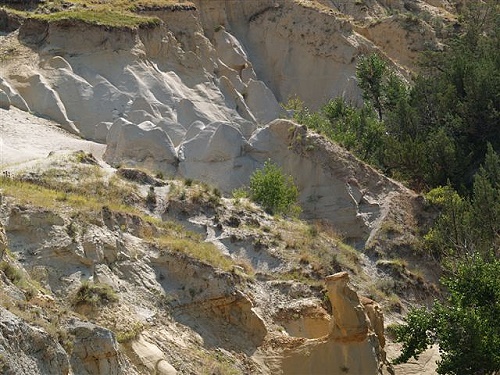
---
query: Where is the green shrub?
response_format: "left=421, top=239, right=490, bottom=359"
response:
left=0, top=261, right=22, bottom=284
left=394, top=256, right=500, bottom=374
left=249, top=160, right=300, bottom=216
left=72, top=281, right=118, bottom=307
left=232, top=187, right=248, bottom=199
left=116, top=322, right=144, bottom=343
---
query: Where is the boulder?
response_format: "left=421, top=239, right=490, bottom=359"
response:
left=179, top=122, right=245, bottom=162
left=244, top=79, right=281, bottom=124
left=12, top=73, right=79, bottom=134
left=156, top=119, right=186, bottom=147
left=130, top=336, right=178, bottom=375
left=104, top=119, right=178, bottom=173
left=0, top=78, right=29, bottom=112
left=67, top=319, right=132, bottom=375
left=214, top=29, right=248, bottom=71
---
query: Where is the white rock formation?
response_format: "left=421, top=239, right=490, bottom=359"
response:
left=68, top=319, right=134, bottom=375
left=130, top=336, right=178, bottom=375
left=104, top=119, right=178, bottom=175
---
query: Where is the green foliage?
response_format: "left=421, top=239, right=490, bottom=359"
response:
left=287, top=2, right=499, bottom=192
left=232, top=187, right=249, bottom=199
left=470, top=144, right=500, bottom=255
left=394, top=256, right=500, bottom=375
left=0, top=261, right=22, bottom=284
left=393, top=307, right=434, bottom=365
left=356, top=54, right=388, bottom=120
left=72, top=281, right=118, bottom=307
left=424, top=185, right=472, bottom=260
left=424, top=146, right=500, bottom=260
left=285, top=97, right=386, bottom=169
left=249, top=160, right=300, bottom=216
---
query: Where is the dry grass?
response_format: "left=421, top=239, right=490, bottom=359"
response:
left=156, top=236, right=234, bottom=272
left=72, top=281, right=119, bottom=307
left=294, top=0, right=344, bottom=17
left=0, top=159, right=142, bottom=218
left=30, top=9, right=161, bottom=28
left=275, top=218, right=361, bottom=280
left=1, top=160, right=234, bottom=273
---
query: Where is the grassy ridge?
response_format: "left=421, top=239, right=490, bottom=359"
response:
left=2, top=0, right=195, bottom=28
left=29, top=9, right=161, bottom=28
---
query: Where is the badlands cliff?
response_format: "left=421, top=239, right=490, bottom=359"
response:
left=0, top=0, right=451, bottom=246
left=0, top=0, right=453, bottom=373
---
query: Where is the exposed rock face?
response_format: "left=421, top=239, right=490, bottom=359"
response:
left=326, top=272, right=372, bottom=341
left=67, top=319, right=134, bottom=375
left=104, top=119, right=178, bottom=175
left=0, top=88, right=10, bottom=110
left=269, top=272, right=388, bottom=375
left=0, top=307, right=70, bottom=374
left=0, top=222, right=7, bottom=258
left=0, top=0, right=438, bottom=247
left=0, top=152, right=433, bottom=373
left=274, top=299, right=331, bottom=339
left=0, top=2, right=452, bottom=373
left=129, top=336, right=178, bottom=375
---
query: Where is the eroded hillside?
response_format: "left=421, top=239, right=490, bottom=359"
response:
left=0, top=0, right=458, bottom=247
left=0, top=151, right=403, bottom=374
left=0, top=0, right=460, bottom=373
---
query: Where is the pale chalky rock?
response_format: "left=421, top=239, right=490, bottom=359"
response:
left=104, top=119, right=178, bottom=174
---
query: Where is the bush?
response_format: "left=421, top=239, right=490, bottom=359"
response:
left=72, top=281, right=118, bottom=307
left=0, top=261, right=22, bottom=284
left=394, top=256, right=500, bottom=374
left=249, top=160, right=300, bottom=216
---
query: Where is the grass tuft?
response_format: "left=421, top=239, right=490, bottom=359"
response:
left=72, top=281, right=118, bottom=307
left=156, top=236, right=234, bottom=272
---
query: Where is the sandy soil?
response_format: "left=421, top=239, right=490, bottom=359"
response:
left=0, top=107, right=105, bottom=171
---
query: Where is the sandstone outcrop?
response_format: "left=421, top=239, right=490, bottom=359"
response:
left=0, top=152, right=435, bottom=373
left=270, top=272, right=388, bottom=375
left=0, top=1, right=454, bottom=373
left=129, top=336, right=178, bottom=375
left=67, top=319, right=135, bottom=375
left=0, top=0, right=436, bottom=248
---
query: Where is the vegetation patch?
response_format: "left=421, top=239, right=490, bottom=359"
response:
left=115, top=322, right=144, bottom=343
left=0, top=261, right=39, bottom=299
left=0, top=261, right=22, bottom=284
left=0, top=161, right=141, bottom=217
left=394, top=256, right=500, bottom=374
left=72, top=281, right=118, bottom=307
left=157, top=236, right=234, bottom=272
left=249, top=160, right=300, bottom=216
left=1, top=0, right=195, bottom=28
